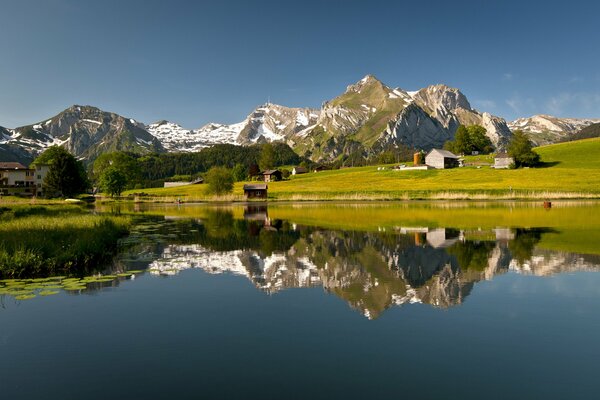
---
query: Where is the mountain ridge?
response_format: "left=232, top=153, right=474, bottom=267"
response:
left=1, top=75, right=596, bottom=165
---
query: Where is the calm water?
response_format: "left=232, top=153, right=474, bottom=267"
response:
left=2, top=202, right=600, bottom=399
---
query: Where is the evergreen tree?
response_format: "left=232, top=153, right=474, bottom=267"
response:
left=41, top=148, right=89, bottom=197
left=259, top=143, right=275, bottom=171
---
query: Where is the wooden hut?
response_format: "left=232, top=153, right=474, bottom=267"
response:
left=292, top=166, right=307, bottom=175
left=243, top=184, right=268, bottom=199
left=261, top=170, right=282, bottom=182
left=425, top=149, right=459, bottom=169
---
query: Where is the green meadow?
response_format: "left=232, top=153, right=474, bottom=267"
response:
left=123, top=138, right=600, bottom=201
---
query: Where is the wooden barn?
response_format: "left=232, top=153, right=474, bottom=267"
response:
left=494, top=153, right=514, bottom=169
left=292, top=166, right=307, bottom=175
left=243, top=184, right=268, bottom=199
left=261, top=170, right=282, bottom=182
left=425, top=149, right=460, bottom=169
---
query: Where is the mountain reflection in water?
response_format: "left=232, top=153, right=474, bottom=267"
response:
left=115, top=205, right=600, bottom=319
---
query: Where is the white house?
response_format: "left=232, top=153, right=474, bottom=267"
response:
left=425, top=149, right=460, bottom=169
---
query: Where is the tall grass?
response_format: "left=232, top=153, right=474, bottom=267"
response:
left=0, top=206, right=131, bottom=278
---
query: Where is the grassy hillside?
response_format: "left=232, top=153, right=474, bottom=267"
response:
left=123, top=138, right=600, bottom=200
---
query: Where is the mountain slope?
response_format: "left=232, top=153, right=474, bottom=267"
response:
left=294, top=76, right=511, bottom=161
left=509, top=115, right=600, bottom=145
left=4, top=106, right=165, bottom=164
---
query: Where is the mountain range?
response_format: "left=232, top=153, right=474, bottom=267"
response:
left=0, top=75, right=597, bottom=165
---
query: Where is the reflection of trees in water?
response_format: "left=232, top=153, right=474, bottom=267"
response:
left=116, top=210, right=596, bottom=318
left=509, top=228, right=555, bottom=266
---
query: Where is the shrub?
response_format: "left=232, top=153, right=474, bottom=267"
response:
left=205, top=167, right=234, bottom=196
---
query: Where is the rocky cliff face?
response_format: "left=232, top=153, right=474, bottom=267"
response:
left=292, top=76, right=512, bottom=161
left=508, top=115, right=600, bottom=145
left=2, top=105, right=165, bottom=164
left=139, top=75, right=514, bottom=163
left=236, top=103, right=320, bottom=145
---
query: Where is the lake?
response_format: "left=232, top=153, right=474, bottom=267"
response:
left=2, top=201, right=600, bottom=399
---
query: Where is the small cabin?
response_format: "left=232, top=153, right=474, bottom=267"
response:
left=425, top=149, right=460, bottom=169
left=292, top=166, right=307, bottom=175
left=261, top=170, right=282, bottom=183
left=244, top=184, right=268, bottom=199
left=313, top=165, right=328, bottom=172
left=494, top=153, right=514, bottom=169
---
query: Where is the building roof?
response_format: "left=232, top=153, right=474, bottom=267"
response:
left=293, top=166, right=307, bottom=172
left=261, top=169, right=281, bottom=175
left=426, top=149, right=459, bottom=159
left=0, top=162, right=28, bottom=170
left=243, top=184, right=268, bottom=190
left=495, top=152, right=512, bottom=159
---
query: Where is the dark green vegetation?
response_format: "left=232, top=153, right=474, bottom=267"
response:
left=443, top=125, right=494, bottom=155
left=205, top=166, right=234, bottom=196
left=99, top=166, right=127, bottom=197
left=0, top=206, right=130, bottom=278
left=33, top=146, right=89, bottom=197
left=133, top=142, right=300, bottom=187
left=508, top=130, right=540, bottom=167
left=563, top=122, right=600, bottom=142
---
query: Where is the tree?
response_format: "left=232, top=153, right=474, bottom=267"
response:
left=93, top=152, right=141, bottom=188
left=37, top=147, right=88, bottom=197
left=444, top=125, right=494, bottom=155
left=466, top=125, right=494, bottom=154
left=508, top=130, right=540, bottom=168
left=259, top=143, right=275, bottom=171
left=232, top=163, right=247, bottom=182
left=99, top=167, right=127, bottom=197
left=453, top=125, right=471, bottom=154
left=205, top=167, right=234, bottom=196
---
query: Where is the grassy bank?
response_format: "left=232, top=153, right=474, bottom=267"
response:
left=0, top=206, right=131, bottom=278
left=122, top=138, right=600, bottom=201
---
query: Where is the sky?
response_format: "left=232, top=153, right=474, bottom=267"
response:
left=1, top=0, right=600, bottom=128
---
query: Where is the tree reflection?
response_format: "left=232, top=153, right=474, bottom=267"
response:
left=114, top=209, right=592, bottom=319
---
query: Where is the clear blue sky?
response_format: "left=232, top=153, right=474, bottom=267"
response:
left=1, top=0, right=599, bottom=128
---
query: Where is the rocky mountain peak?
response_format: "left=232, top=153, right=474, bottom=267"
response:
left=345, top=74, right=386, bottom=94
left=414, top=84, right=472, bottom=112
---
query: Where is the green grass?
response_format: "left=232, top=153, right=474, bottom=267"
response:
left=0, top=206, right=131, bottom=278
left=123, top=138, right=600, bottom=201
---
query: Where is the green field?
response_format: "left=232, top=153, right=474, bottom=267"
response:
left=123, top=138, right=600, bottom=200
left=0, top=206, right=131, bottom=278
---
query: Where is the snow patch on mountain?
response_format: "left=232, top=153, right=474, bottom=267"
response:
left=508, top=115, right=600, bottom=145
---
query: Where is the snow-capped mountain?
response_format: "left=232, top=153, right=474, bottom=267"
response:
left=140, top=75, right=513, bottom=163
left=146, top=120, right=243, bottom=152
left=3, top=75, right=597, bottom=165
left=146, top=103, right=319, bottom=152
left=508, top=115, right=600, bottom=145
left=0, top=105, right=164, bottom=164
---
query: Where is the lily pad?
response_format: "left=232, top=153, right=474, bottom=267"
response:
left=15, top=294, right=36, bottom=300
left=39, top=290, right=60, bottom=296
